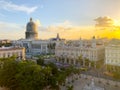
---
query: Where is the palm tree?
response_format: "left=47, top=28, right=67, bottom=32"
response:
left=84, top=58, right=90, bottom=67
left=77, top=55, right=83, bottom=66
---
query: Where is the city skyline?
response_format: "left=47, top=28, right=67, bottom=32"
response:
left=0, top=0, right=120, bottom=40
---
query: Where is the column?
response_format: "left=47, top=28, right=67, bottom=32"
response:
left=45, top=44, right=48, bottom=53
left=73, top=59, right=76, bottom=65
left=64, top=57, right=67, bottom=63
left=69, top=59, right=71, bottom=64
left=41, top=44, right=42, bottom=54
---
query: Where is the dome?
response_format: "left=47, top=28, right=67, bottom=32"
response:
left=26, top=18, right=37, bottom=32
left=25, top=18, right=38, bottom=39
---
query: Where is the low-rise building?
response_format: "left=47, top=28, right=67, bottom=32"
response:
left=55, top=37, right=105, bottom=65
left=0, top=46, right=25, bottom=60
left=105, top=39, right=120, bottom=66
left=0, top=39, right=11, bottom=44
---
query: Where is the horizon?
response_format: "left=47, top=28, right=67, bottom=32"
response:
left=0, top=0, right=120, bottom=40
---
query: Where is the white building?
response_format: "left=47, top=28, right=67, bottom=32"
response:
left=12, top=18, right=60, bottom=57
left=105, top=39, right=120, bottom=66
left=13, top=39, right=49, bottom=56
left=55, top=37, right=105, bottom=65
left=0, top=46, right=25, bottom=60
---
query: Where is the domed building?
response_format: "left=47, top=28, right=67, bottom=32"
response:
left=25, top=18, right=38, bottom=39
left=13, top=18, right=60, bottom=57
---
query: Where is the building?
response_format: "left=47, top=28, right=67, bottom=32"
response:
left=0, top=39, right=11, bottom=44
left=105, top=39, right=120, bottom=66
left=12, top=18, right=60, bottom=57
left=55, top=37, right=105, bottom=65
left=13, top=18, right=48, bottom=57
left=48, top=33, right=64, bottom=54
left=25, top=18, right=38, bottom=40
left=13, top=39, right=49, bottom=56
left=0, top=46, right=25, bottom=60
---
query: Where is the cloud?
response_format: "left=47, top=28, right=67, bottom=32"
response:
left=39, top=27, right=48, bottom=32
left=47, top=20, right=73, bottom=32
left=45, top=21, right=95, bottom=39
left=1, top=19, right=120, bottom=40
left=94, top=16, right=114, bottom=27
left=93, top=16, right=120, bottom=39
left=0, top=0, right=38, bottom=14
left=36, top=20, right=73, bottom=36
left=55, top=20, right=72, bottom=27
left=94, top=16, right=120, bottom=32
left=35, top=19, right=42, bottom=27
left=0, top=21, right=24, bottom=39
left=42, top=19, right=120, bottom=39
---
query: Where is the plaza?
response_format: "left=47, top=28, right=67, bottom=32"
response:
left=61, top=74, right=120, bottom=90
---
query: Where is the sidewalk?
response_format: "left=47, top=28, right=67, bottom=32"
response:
left=61, top=74, right=120, bottom=90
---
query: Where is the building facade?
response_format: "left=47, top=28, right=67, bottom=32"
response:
left=105, top=39, right=120, bottom=66
left=13, top=39, right=49, bottom=56
left=12, top=18, right=49, bottom=57
left=55, top=37, right=105, bottom=65
left=12, top=18, right=62, bottom=57
left=0, top=46, right=25, bottom=60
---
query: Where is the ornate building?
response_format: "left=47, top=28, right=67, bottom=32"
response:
left=12, top=18, right=59, bottom=57
left=55, top=37, right=105, bottom=65
left=25, top=18, right=38, bottom=39
left=13, top=39, right=49, bottom=56
left=105, top=39, right=120, bottom=66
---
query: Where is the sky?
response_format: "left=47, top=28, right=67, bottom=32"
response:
left=0, top=0, right=120, bottom=40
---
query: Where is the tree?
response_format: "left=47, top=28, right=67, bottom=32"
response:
left=0, top=58, right=19, bottom=90
left=0, top=58, right=46, bottom=90
left=46, top=62, right=58, bottom=75
left=16, top=61, right=45, bottom=90
left=84, top=58, right=90, bottom=67
left=91, top=61, right=95, bottom=68
left=67, top=85, right=73, bottom=90
left=36, top=56, right=44, bottom=66
left=113, top=71, right=120, bottom=80
left=77, top=55, right=83, bottom=66
left=0, top=57, right=77, bottom=90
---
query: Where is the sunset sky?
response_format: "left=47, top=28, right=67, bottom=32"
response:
left=0, top=0, right=120, bottom=40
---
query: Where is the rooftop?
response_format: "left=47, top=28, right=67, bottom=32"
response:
left=0, top=46, right=24, bottom=51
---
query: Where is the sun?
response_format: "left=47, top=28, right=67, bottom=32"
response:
left=114, top=20, right=120, bottom=26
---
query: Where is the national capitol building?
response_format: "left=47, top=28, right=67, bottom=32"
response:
left=13, top=18, right=58, bottom=57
